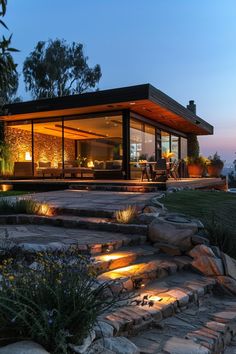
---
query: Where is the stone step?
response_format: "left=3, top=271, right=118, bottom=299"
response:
left=93, top=245, right=159, bottom=273
left=97, top=255, right=192, bottom=292
left=0, top=223, right=147, bottom=255
left=99, top=271, right=216, bottom=337
left=129, top=296, right=236, bottom=353
left=50, top=214, right=148, bottom=235
left=0, top=214, right=148, bottom=235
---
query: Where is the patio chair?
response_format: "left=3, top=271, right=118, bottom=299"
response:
left=150, top=159, right=167, bottom=182
left=169, top=160, right=180, bottom=180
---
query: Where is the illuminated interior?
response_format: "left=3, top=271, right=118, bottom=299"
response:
left=5, top=112, right=188, bottom=179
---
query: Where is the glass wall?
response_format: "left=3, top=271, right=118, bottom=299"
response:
left=130, top=118, right=156, bottom=179
left=5, top=120, right=33, bottom=177
left=171, top=135, right=179, bottom=160
left=33, top=118, right=63, bottom=177
left=180, top=137, right=188, bottom=159
left=64, top=114, right=123, bottom=174
left=161, top=131, right=170, bottom=157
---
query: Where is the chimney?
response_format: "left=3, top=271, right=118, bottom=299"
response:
left=187, top=100, right=196, bottom=115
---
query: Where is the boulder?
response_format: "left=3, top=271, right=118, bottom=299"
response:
left=134, top=213, right=159, bottom=225
left=149, top=219, right=196, bottom=251
left=70, top=330, right=96, bottom=354
left=94, top=321, right=114, bottom=338
left=0, top=341, right=49, bottom=354
left=191, top=235, right=210, bottom=247
left=216, top=276, right=236, bottom=296
left=154, top=242, right=182, bottom=256
left=97, top=337, right=139, bottom=354
left=191, top=255, right=224, bottom=276
left=188, top=245, right=216, bottom=258
left=189, top=245, right=225, bottom=276
left=87, top=340, right=115, bottom=354
left=221, top=252, right=236, bottom=281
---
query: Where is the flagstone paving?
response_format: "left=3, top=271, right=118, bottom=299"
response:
left=25, top=190, right=159, bottom=212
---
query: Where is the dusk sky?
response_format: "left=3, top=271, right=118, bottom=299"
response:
left=4, top=0, right=236, bottom=164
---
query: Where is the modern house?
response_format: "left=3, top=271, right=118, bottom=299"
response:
left=0, top=84, right=213, bottom=180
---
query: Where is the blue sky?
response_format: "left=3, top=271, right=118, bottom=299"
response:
left=4, top=0, right=236, bottom=163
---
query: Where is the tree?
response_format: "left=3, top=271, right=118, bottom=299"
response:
left=0, top=0, right=18, bottom=105
left=187, top=134, right=199, bottom=158
left=23, top=39, right=102, bottom=99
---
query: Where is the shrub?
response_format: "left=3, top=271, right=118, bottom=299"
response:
left=115, top=205, right=138, bottom=224
left=0, top=198, right=53, bottom=216
left=0, top=252, right=118, bottom=354
left=207, top=152, right=224, bottom=168
left=185, top=155, right=207, bottom=166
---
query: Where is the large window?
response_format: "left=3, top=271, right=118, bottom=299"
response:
left=161, top=131, right=170, bottom=156
left=171, top=135, right=179, bottom=160
left=130, top=118, right=155, bottom=179
left=180, top=137, right=188, bottom=159
left=64, top=115, right=123, bottom=172
left=33, top=118, right=63, bottom=174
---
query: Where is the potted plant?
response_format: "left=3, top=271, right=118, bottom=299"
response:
left=206, top=152, right=224, bottom=177
left=162, top=150, right=175, bottom=162
left=185, top=156, right=207, bottom=178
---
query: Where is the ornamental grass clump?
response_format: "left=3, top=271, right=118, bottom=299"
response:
left=0, top=252, right=118, bottom=354
left=0, top=198, right=53, bottom=216
left=115, top=205, right=138, bottom=224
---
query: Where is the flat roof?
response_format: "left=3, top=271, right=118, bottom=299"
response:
left=0, top=84, right=213, bottom=135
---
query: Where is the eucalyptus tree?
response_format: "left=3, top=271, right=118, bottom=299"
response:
left=23, top=39, right=102, bottom=99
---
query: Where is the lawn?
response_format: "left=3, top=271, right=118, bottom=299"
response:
left=162, top=190, right=236, bottom=257
left=0, top=191, right=30, bottom=197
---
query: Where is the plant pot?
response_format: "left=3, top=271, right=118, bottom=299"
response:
left=207, top=165, right=223, bottom=177
left=187, top=164, right=204, bottom=178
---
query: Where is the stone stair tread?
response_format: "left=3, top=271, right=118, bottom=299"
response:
left=98, top=255, right=192, bottom=281
left=128, top=294, right=236, bottom=353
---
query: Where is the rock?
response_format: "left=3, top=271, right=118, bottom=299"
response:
left=192, top=255, right=224, bottom=276
left=70, top=330, right=96, bottom=353
left=0, top=341, right=49, bottom=354
left=97, top=337, right=139, bottom=354
left=189, top=245, right=225, bottom=276
left=87, top=340, right=115, bottom=354
left=134, top=213, right=159, bottom=225
left=188, top=245, right=216, bottom=258
left=142, top=205, right=161, bottom=214
left=149, top=219, right=196, bottom=251
left=154, top=242, right=182, bottom=256
left=94, top=321, right=114, bottom=338
left=191, top=235, right=210, bottom=246
left=163, top=336, right=210, bottom=354
left=216, top=276, right=236, bottom=296
left=221, top=252, right=236, bottom=281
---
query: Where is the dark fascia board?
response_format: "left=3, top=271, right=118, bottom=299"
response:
left=1, top=83, right=213, bottom=134
left=1, top=84, right=150, bottom=116
left=148, top=85, right=214, bottom=135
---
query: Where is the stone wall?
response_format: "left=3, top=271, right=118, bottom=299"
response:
left=5, top=126, right=75, bottom=167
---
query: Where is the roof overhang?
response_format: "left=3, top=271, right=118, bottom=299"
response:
left=0, top=84, right=213, bottom=135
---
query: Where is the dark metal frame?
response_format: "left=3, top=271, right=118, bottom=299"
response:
left=7, top=108, right=189, bottom=180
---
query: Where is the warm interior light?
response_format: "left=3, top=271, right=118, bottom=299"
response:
left=87, top=161, right=94, bottom=168
left=25, top=152, right=32, bottom=161
left=0, top=184, right=13, bottom=192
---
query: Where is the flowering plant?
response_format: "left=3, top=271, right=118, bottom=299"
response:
left=0, top=251, right=118, bottom=354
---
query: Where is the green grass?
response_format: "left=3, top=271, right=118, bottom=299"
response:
left=163, top=190, right=236, bottom=257
left=0, top=191, right=29, bottom=197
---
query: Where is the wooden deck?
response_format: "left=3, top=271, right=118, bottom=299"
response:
left=0, top=177, right=227, bottom=193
